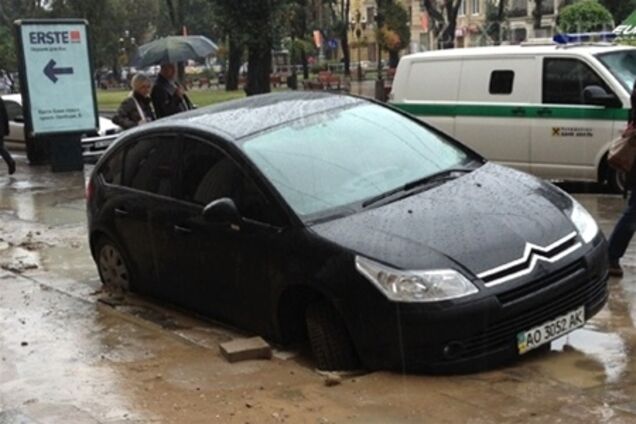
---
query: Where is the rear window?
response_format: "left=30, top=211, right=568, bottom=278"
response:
left=100, top=147, right=124, bottom=185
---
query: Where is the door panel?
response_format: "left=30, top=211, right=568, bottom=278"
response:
left=531, top=57, right=617, bottom=181
left=454, top=57, right=537, bottom=173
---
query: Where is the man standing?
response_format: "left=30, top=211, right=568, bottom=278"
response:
left=0, top=96, right=16, bottom=175
left=151, top=63, right=192, bottom=118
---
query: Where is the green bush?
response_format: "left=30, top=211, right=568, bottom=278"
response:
left=558, top=0, right=614, bottom=33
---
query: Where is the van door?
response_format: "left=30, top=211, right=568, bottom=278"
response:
left=531, top=57, right=617, bottom=181
left=454, top=57, right=537, bottom=173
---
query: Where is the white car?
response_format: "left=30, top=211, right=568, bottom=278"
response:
left=2, top=93, right=121, bottom=147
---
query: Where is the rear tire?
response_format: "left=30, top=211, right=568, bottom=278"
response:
left=95, top=237, right=132, bottom=292
left=306, top=301, right=359, bottom=371
left=607, top=167, right=626, bottom=194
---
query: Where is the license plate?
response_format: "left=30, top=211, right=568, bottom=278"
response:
left=517, top=306, right=585, bottom=355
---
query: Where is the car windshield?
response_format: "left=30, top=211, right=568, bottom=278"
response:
left=242, top=103, right=473, bottom=220
left=596, top=50, right=636, bottom=92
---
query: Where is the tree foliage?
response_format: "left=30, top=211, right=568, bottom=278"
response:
left=558, top=0, right=614, bottom=33
left=598, top=0, right=636, bottom=24
left=379, top=0, right=410, bottom=67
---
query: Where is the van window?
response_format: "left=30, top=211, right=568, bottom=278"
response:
left=543, top=58, right=611, bottom=105
left=489, top=71, right=514, bottom=95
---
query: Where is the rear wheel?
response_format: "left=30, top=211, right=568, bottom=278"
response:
left=607, top=167, right=626, bottom=194
left=306, top=301, right=359, bottom=371
left=96, top=237, right=132, bottom=291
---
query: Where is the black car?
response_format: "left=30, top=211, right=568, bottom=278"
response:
left=87, top=92, right=608, bottom=373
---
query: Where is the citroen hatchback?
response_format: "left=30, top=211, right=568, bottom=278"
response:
left=87, top=92, right=608, bottom=372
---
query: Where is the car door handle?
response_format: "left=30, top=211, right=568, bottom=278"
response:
left=114, top=208, right=129, bottom=217
left=537, top=108, right=552, bottom=117
left=173, top=225, right=192, bottom=235
left=511, top=107, right=526, bottom=116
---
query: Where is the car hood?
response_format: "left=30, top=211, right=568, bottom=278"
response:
left=310, top=163, right=577, bottom=277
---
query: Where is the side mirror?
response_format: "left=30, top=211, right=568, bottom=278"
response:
left=202, top=198, right=241, bottom=225
left=14, top=115, right=24, bottom=123
left=582, top=85, right=621, bottom=108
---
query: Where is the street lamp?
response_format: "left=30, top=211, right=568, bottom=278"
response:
left=349, top=10, right=367, bottom=81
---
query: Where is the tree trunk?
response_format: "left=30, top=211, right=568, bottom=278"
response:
left=533, top=0, right=544, bottom=30
left=226, top=36, right=241, bottom=91
left=388, top=50, right=399, bottom=68
left=301, top=50, right=309, bottom=80
left=245, top=45, right=271, bottom=96
left=341, top=35, right=351, bottom=77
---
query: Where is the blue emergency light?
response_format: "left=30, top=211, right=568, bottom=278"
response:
left=553, top=32, right=618, bottom=44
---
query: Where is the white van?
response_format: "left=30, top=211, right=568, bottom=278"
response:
left=390, top=43, right=636, bottom=191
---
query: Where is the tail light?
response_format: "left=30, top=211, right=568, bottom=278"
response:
left=86, top=178, right=94, bottom=201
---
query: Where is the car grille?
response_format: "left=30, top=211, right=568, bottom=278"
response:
left=478, top=232, right=581, bottom=287
left=459, top=271, right=607, bottom=359
left=496, top=259, right=586, bottom=306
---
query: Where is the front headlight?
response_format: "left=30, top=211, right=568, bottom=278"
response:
left=355, top=256, right=478, bottom=303
left=569, top=200, right=599, bottom=244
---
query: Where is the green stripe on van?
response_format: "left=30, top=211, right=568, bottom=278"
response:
left=392, top=103, right=630, bottom=121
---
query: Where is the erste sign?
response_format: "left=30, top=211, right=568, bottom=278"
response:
left=16, top=20, right=97, bottom=136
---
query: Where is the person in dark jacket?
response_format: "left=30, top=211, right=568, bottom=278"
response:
left=607, top=80, right=636, bottom=277
left=150, top=63, right=192, bottom=118
left=0, top=96, right=16, bottom=175
left=112, top=74, right=156, bottom=130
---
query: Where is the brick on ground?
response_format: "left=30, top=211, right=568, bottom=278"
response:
left=219, top=336, right=272, bottom=363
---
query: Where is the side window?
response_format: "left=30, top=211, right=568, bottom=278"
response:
left=179, top=138, right=282, bottom=225
left=489, top=70, right=514, bottom=95
left=122, top=136, right=179, bottom=197
left=543, top=58, right=611, bottom=105
left=4, top=101, right=22, bottom=121
left=100, top=147, right=124, bottom=185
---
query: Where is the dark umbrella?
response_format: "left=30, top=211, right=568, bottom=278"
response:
left=132, top=35, right=218, bottom=67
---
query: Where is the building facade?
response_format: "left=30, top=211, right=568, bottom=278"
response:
left=404, top=0, right=563, bottom=52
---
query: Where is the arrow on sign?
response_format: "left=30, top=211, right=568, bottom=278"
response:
left=43, top=59, right=74, bottom=83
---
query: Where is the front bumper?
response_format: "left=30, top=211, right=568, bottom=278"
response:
left=349, top=236, right=609, bottom=374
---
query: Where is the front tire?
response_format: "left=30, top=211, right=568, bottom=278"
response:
left=306, top=301, right=359, bottom=371
left=96, top=237, right=132, bottom=292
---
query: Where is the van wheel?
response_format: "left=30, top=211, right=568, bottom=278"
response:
left=306, top=301, right=359, bottom=371
left=96, top=237, right=132, bottom=292
left=607, top=168, right=626, bottom=194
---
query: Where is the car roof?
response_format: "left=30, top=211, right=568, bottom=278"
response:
left=401, top=44, right=635, bottom=61
left=160, top=91, right=366, bottom=141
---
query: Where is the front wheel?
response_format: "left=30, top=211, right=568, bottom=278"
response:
left=306, top=301, right=359, bottom=371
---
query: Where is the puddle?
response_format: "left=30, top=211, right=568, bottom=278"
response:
left=551, top=327, right=628, bottom=384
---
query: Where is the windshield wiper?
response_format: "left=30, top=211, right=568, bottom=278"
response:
left=362, top=168, right=474, bottom=208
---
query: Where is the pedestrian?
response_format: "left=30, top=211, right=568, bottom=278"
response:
left=607, top=79, right=636, bottom=277
left=0, top=96, right=16, bottom=175
left=112, top=73, right=156, bottom=130
left=150, top=63, right=192, bottom=118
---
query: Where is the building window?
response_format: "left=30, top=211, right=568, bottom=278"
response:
left=459, top=0, right=466, bottom=16
left=489, top=71, right=515, bottom=95
left=471, top=0, right=480, bottom=15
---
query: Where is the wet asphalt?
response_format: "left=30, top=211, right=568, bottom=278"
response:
left=1, top=153, right=636, bottom=423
